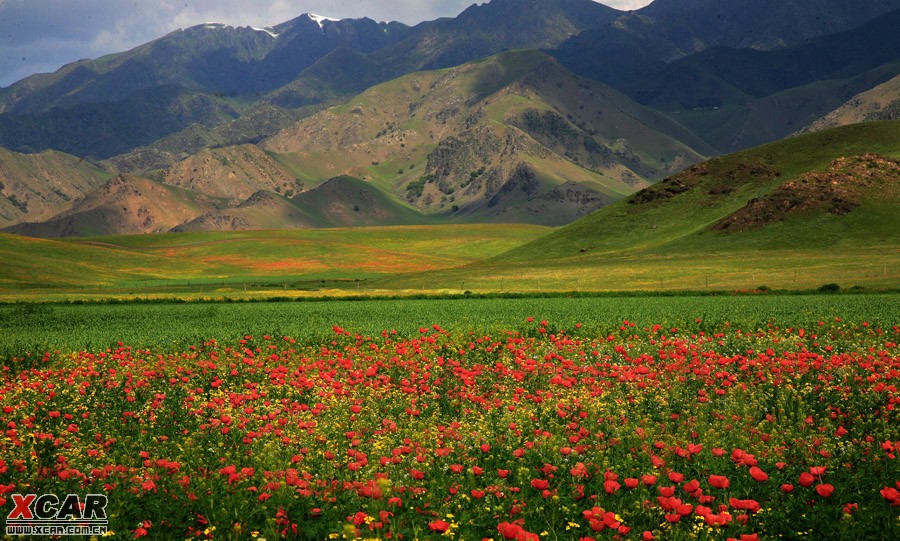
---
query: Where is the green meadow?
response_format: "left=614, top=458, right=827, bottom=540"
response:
left=0, top=224, right=549, bottom=300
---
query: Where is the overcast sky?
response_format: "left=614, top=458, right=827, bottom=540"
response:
left=0, top=0, right=653, bottom=87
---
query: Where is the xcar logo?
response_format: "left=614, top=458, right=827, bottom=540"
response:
left=5, top=494, right=108, bottom=536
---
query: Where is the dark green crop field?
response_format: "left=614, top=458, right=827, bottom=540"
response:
left=2, top=293, right=896, bottom=359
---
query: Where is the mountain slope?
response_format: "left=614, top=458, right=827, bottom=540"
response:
left=173, top=176, right=427, bottom=232
left=0, top=85, right=243, bottom=159
left=662, top=61, right=900, bottom=152
left=5, top=0, right=899, bottom=170
left=8, top=50, right=712, bottom=234
left=0, top=1, right=619, bottom=161
left=263, top=50, right=710, bottom=224
left=264, top=0, right=621, bottom=109
left=0, top=16, right=410, bottom=160
left=800, top=75, right=900, bottom=132
left=552, top=0, right=900, bottom=88
left=0, top=148, right=111, bottom=227
left=0, top=16, right=409, bottom=115
left=631, top=9, right=900, bottom=110
left=615, top=9, right=900, bottom=151
left=3, top=174, right=223, bottom=237
left=158, top=145, right=301, bottom=200
left=638, top=0, right=900, bottom=51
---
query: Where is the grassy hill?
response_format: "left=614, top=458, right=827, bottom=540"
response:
left=3, top=122, right=896, bottom=297
left=378, top=121, right=900, bottom=292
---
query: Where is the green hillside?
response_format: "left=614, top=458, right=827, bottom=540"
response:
left=292, top=176, right=426, bottom=226
left=378, top=121, right=900, bottom=292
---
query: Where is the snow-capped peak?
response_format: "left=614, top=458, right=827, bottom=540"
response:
left=306, top=13, right=339, bottom=29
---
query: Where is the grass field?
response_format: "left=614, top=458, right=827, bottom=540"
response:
left=0, top=224, right=549, bottom=300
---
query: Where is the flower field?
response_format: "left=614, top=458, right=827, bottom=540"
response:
left=1, top=314, right=899, bottom=539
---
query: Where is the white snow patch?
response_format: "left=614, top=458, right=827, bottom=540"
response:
left=252, top=27, right=280, bottom=38
left=306, top=13, right=339, bottom=29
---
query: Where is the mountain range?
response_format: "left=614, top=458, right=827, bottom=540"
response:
left=1, top=0, right=899, bottom=237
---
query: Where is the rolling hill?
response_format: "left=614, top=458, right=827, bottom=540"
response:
left=377, top=121, right=900, bottom=291
left=2, top=0, right=900, bottom=241
left=173, top=176, right=427, bottom=232
left=2, top=121, right=895, bottom=298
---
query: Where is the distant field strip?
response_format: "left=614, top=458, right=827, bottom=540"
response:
left=2, top=294, right=896, bottom=357
left=0, top=224, right=549, bottom=295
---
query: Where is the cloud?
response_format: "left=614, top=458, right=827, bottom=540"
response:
left=602, top=0, right=653, bottom=9
left=0, top=0, right=653, bottom=87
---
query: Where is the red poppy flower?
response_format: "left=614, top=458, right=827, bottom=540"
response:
left=708, top=474, right=730, bottom=489
left=798, top=472, right=815, bottom=487
left=429, top=519, right=450, bottom=533
left=497, top=522, right=523, bottom=540
left=749, top=467, right=768, bottom=482
left=729, top=498, right=761, bottom=513
left=530, top=478, right=549, bottom=490
left=881, top=487, right=900, bottom=506
left=570, top=462, right=588, bottom=478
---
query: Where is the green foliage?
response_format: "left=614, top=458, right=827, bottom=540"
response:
left=1, top=294, right=896, bottom=357
left=405, top=177, right=427, bottom=199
